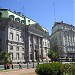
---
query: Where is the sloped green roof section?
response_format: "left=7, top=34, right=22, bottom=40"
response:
left=41, top=27, right=48, bottom=32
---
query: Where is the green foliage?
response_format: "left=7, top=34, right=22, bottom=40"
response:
left=35, top=62, right=64, bottom=75
left=36, top=62, right=75, bottom=75
left=48, top=50, right=58, bottom=61
left=63, top=63, right=75, bottom=75
left=0, top=51, right=12, bottom=64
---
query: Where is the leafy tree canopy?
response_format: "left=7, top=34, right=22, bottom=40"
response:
left=0, top=51, right=12, bottom=64
left=48, top=50, right=58, bottom=61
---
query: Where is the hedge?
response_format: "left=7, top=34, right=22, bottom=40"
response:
left=63, top=63, right=75, bottom=75
left=35, top=62, right=64, bottom=75
left=35, top=62, right=75, bottom=75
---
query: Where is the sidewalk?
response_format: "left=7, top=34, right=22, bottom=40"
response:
left=0, top=68, right=36, bottom=75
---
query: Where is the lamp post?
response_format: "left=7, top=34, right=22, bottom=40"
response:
left=35, top=48, right=39, bottom=65
left=32, top=48, right=34, bottom=68
left=37, top=49, right=39, bottom=65
left=26, top=55, right=29, bottom=69
left=58, top=45, right=62, bottom=62
left=27, top=60, right=29, bottom=69
left=35, top=45, right=39, bottom=65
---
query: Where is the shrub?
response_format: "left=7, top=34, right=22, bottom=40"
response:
left=63, top=63, right=75, bottom=75
left=35, top=62, right=64, bottom=75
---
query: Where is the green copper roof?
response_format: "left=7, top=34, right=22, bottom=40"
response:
left=0, top=8, right=48, bottom=32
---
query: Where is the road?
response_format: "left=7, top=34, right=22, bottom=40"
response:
left=0, top=61, right=48, bottom=70
left=0, top=62, right=39, bottom=69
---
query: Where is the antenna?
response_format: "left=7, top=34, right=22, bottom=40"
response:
left=21, top=6, right=25, bottom=15
left=61, top=17, right=63, bottom=21
left=0, top=0, right=3, bottom=8
left=53, top=0, right=56, bottom=22
left=17, top=0, right=25, bottom=15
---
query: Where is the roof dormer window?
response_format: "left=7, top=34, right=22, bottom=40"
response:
left=21, top=20, right=24, bottom=24
left=9, top=15, right=14, bottom=20
left=15, top=18, right=20, bottom=22
left=0, top=12, right=2, bottom=18
left=28, top=20, right=30, bottom=25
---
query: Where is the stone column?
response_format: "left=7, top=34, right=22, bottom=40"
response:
left=31, top=34, right=35, bottom=67
left=28, top=33, right=31, bottom=62
left=31, top=34, right=34, bottom=61
left=33, top=35, right=36, bottom=61
left=38, top=37, right=41, bottom=61
left=40, top=37, right=43, bottom=62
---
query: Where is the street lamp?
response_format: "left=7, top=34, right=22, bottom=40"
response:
left=37, top=49, right=39, bottom=65
left=32, top=48, right=34, bottom=68
left=27, top=55, right=29, bottom=69
left=35, top=49, right=39, bottom=65
left=25, top=55, right=29, bottom=69
left=58, top=45, right=62, bottom=62
left=35, top=45, right=39, bottom=65
left=27, top=60, right=29, bottom=69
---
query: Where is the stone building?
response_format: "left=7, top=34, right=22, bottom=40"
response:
left=25, top=24, right=50, bottom=62
left=51, top=21, right=75, bottom=62
left=0, top=8, right=50, bottom=63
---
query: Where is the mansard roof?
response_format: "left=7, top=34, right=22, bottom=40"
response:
left=52, top=21, right=74, bottom=29
left=0, top=8, right=48, bottom=33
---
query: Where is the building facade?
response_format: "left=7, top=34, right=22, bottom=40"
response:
left=0, top=8, right=50, bottom=63
left=0, top=18, right=25, bottom=63
left=25, top=24, right=50, bottom=62
left=51, top=21, right=75, bottom=62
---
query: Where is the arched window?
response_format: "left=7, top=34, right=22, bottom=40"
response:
left=28, top=20, right=30, bottom=25
left=15, top=18, right=20, bottom=22
left=21, top=20, right=24, bottom=24
left=0, top=12, right=2, bottom=18
left=9, top=15, right=14, bottom=20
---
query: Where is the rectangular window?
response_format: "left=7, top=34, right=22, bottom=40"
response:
left=16, top=26, right=19, bottom=30
left=43, top=41, right=44, bottom=46
left=10, top=45, right=13, bottom=50
left=40, top=38, right=42, bottom=45
left=10, top=25, right=13, bottom=28
left=68, top=35, right=69, bottom=41
left=22, top=47, right=24, bottom=51
left=45, top=42, right=46, bottom=46
left=10, top=53, right=13, bottom=60
left=48, top=43, right=50, bottom=47
left=22, top=53, right=24, bottom=59
left=16, top=34, right=19, bottom=41
left=10, top=33, right=13, bottom=40
left=73, top=34, right=74, bottom=41
left=16, top=53, right=19, bottom=60
left=16, top=47, right=19, bottom=51
left=30, top=54, right=32, bottom=60
left=21, top=35, right=24, bottom=42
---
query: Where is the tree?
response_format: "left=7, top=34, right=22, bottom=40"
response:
left=0, top=51, right=12, bottom=64
left=48, top=50, right=58, bottom=61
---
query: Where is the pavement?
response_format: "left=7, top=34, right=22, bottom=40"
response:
left=0, top=68, right=35, bottom=75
